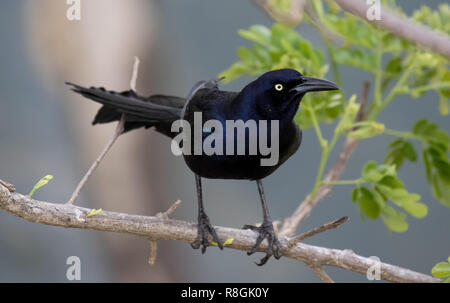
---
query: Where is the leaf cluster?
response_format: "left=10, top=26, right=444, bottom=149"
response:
left=385, top=119, right=450, bottom=207
left=352, top=161, right=427, bottom=232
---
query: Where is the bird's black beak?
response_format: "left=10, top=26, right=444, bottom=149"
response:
left=290, top=76, right=339, bottom=95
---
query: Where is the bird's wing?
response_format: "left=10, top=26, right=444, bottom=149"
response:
left=181, top=78, right=224, bottom=118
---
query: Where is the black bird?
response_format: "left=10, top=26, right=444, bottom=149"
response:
left=67, top=68, right=339, bottom=265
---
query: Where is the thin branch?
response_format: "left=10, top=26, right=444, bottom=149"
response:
left=66, top=115, right=126, bottom=205
left=333, top=0, right=450, bottom=59
left=279, top=82, right=370, bottom=237
left=157, top=200, right=182, bottom=220
left=290, top=216, right=349, bottom=283
left=67, top=57, right=141, bottom=205
left=0, top=180, right=15, bottom=193
left=149, top=199, right=182, bottom=265
left=287, top=216, right=348, bottom=249
left=148, top=240, right=158, bottom=265
left=0, top=181, right=438, bottom=283
left=309, top=266, right=334, bottom=283
left=130, top=56, right=140, bottom=91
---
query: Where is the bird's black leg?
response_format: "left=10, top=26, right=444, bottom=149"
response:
left=191, top=175, right=223, bottom=253
left=243, top=180, right=282, bottom=266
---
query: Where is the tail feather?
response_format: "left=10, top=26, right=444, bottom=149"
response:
left=66, top=82, right=185, bottom=136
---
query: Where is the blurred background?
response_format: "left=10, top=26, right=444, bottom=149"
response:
left=0, top=0, right=448, bottom=282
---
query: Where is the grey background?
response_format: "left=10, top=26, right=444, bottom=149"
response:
left=0, top=0, right=448, bottom=282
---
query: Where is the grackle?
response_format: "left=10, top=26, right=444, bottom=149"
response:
left=66, top=69, right=339, bottom=265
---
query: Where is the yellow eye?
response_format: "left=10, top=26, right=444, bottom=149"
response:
left=275, top=84, right=283, bottom=91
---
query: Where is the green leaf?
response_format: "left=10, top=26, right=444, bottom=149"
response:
left=376, top=185, right=421, bottom=205
left=382, top=217, right=408, bottom=232
left=382, top=56, right=403, bottom=92
left=237, top=47, right=257, bottom=64
left=412, top=119, right=428, bottom=135
left=439, top=70, right=450, bottom=99
left=413, top=119, right=449, bottom=147
left=362, top=161, right=396, bottom=184
left=221, top=23, right=328, bottom=85
left=378, top=175, right=404, bottom=189
left=382, top=207, right=409, bottom=233
left=352, top=187, right=360, bottom=203
left=219, top=62, right=252, bottom=82
left=332, top=47, right=377, bottom=71
left=415, top=121, right=450, bottom=207
left=29, top=175, right=54, bottom=197
left=439, top=94, right=449, bottom=115
left=372, top=189, right=387, bottom=209
left=431, top=262, right=450, bottom=278
left=402, top=201, right=428, bottom=218
left=385, top=139, right=417, bottom=169
left=358, top=187, right=380, bottom=219
left=432, top=174, right=450, bottom=207
left=238, top=25, right=271, bottom=46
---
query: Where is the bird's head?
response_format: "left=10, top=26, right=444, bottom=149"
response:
left=240, top=68, right=339, bottom=121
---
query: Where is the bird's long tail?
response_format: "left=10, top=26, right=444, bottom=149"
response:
left=66, top=83, right=185, bottom=137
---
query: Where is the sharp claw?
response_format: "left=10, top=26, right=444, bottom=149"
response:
left=256, top=254, right=272, bottom=266
left=244, top=221, right=282, bottom=266
left=209, top=226, right=223, bottom=250
left=248, top=233, right=265, bottom=255
left=191, top=241, right=200, bottom=250
left=201, top=245, right=207, bottom=254
left=191, top=214, right=222, bottom=253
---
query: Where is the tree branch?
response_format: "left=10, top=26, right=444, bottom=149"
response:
left=0, top=181, right=438, bottom=283
left=252, top=0, right=450, bottom=58
left=67, top=56, right=141, bottom=205
left=333, top=0, right=450, bottom=59
left=309, top=266, right=334, bottom=283
left=286, top=216, right=348, bottom=249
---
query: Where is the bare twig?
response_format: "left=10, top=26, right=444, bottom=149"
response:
left=149, top=199, right=182, bottom=265
left=287, top=216, right=348, bottom=249
left=148, top=240, right=158, bottom=265
left=289, top=216, right=349, bottom=283
left=0, top=181, right=439, bottom=283
left=309, top=265, right=334, bottom=283
left=280, top=82, right=370, bottom=237
left=0, top=180, right=15, bottom=193
left=66, top=116, right=126, bottom=205
left=334, top=0, right=450, bottom=59
left=67, top=57, right=141, bottom=205
left=157, top=200, right=182, bottom=220
left=130, top=56, right=140, bottom=91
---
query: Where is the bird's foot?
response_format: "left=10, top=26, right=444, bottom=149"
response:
left=191, top=213, right=223, bottom=253
left=243, top=221, right=282, bottom=266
